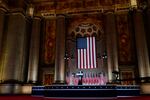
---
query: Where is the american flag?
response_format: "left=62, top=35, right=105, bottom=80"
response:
left=77, top=37, right=97, bottom=69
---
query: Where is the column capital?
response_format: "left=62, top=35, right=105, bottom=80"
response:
left=104, top=11, right=114, bottom=15
left=56, top=14, right=65, bottom=16
left=0, top=7, right=7, bottom=13
left=4, top=0, right=29, bottom=16
left=33, top=16, right=42, bottom=20
left=56, top=14, right=66, bottom=18
left=128, top=8, right=145, bottom=14
left=8, top=8, right=26, bottom=15
left=136, top=9, right=144, bottom=13
left=7, top=11, right=27, bottom=20
left=0, top=0, right=8, bottom=12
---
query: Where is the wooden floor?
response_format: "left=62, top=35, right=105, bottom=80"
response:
left=0, top=95, right=150, bottom=100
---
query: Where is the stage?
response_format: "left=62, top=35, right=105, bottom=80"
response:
left=1, top=95, right=150, bottom=100
left=32, top=85, right=140, bottom=98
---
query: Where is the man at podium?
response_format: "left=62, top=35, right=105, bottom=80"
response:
left=76, top=71, right=83, bottom=85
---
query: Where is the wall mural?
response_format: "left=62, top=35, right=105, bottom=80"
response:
left=43, top=19, right=56, bottom=65
left=116, top=12, right=135, bottom=65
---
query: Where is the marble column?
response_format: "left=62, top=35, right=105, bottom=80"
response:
left=27, top=17, right=41, bottom=83
left=105, top=12, right=119, bottom=82
left=146, top=9, right=150, bottom=60
left=148, top=0, right=150, bottom=8
left=54, top=15, right=66, bottom=84
left=0, top=8, right=6, bottom=81
left=133, top=10, right=150, bottom=79
left=0, top=8, right=5, bottom=54
left=0, top=12, right=28, bottom=82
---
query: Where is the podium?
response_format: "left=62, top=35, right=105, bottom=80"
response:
left=76, top=71, right=83, bottom=85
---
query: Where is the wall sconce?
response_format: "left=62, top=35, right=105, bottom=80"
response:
left=64, top=53, right=69, bottom=60
left=97, top=52, right=107, bottom=59
left=26, top=4, right=34, bottom=17
left=130, top=0, right=137, bottom=8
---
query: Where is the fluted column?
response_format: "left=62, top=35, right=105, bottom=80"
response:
left=0, top=12, right=28, bottom=82
left=148, top=0, right=150, bottom=8
left=145, top=6, right=150, bottom=90
left=0, top=8, right=6, bottom=81
left=0, top=8, right=5, bottom=54
left=112, top=19, right=119, bottom=72
left=105, top=12, right=119, bottom=82
left=146, top=9, right=150, bottom=59
left=54, top=15, right=66, bottom=84
left=27, top=17, right=41, bottom=83
left=133, top=10, right=150, bottom=79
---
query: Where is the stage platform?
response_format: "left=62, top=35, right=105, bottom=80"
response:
left=32, top=85, right=140, bottom=98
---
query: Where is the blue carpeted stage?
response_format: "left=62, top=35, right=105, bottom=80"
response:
left=32, top=85, right=140, bottom=98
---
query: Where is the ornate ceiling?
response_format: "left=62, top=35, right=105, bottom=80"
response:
left=0, top=0, right=149, bottom=16
left=31, top=0, right=133, bottom=16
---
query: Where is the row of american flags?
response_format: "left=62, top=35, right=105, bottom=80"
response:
left=66, top=72, right=107, bottom=85
left=77, top=36, right=97, bottom=69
